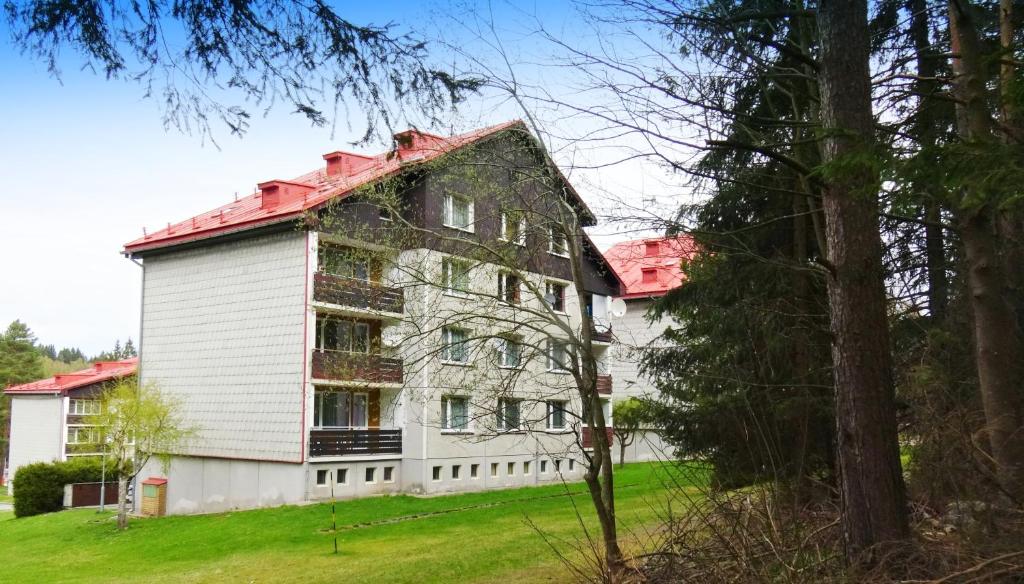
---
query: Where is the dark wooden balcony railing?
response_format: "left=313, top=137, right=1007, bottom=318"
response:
left=313, top=272, right=404, bottom=314
left=596, top=373, right=613, bottom=395
left=590, top=324, right=614, bottom=344
left=581, top=426, right=615, bottom=449
left=311, top=350, right=403, bottom=384
left=309, top=428, right=402, bottom=457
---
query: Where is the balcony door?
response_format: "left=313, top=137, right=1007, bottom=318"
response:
left=315, top=389, right=369, bottom=428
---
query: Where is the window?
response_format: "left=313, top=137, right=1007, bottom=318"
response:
left=66, top=426, right=98, bottom=445
left=497, top=336, right=522, bottom=369
left=452, top=465, right=461, bottom=480
left=443, top=193, right=474, bottom=231
left=524, top=461, right=531, bottom=475
left=471, top=464, right=479, bottom=478
left=496, top=398, right=521, bottom=431
left=549, top=226, right=568, bottom=256
left=641, top=268, right=658, bottom=284
left=540, top=460, right=548, bottom=474
left=442, top=396, right=470, bottom=431
left=645, top=241, right=660, bottom=257
left=365, top=467, right=377, bottom=483
left=490, top=462, right=499, bottom=477
left=547, top=339, right=572, bottom=372
left=498, top=272, right=521, bottom=304
left=441, top=327, right=470, bottom=363
left=500, top=211, right=525, bottom=245
left=314, top=389, right=369, bottom=428
left=319, top=244, right=370, bottom=281
left=69, top=399, right=100, bottom=416
left=507, top=462, right=515, bottom=476
left=442, top=258, right=472, bottom=295
left=383, top=466, right=394, bottom=482
left=546, top=401, right=568, bottom=430
left=316, top=315, right=370, bottom=353
left=337, top=469, right=349, bottom=485
left=554, top=459, right=562, bottom=473
left=545, top=282, right=566, bottom=312
left=432, top=466, right=442, bottom=481
left=316, top=469, right=328, bottom=486
left=568, top=459, right=575, bottom=472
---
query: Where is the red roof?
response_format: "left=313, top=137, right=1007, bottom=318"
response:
left=604, top=236, right=698, bottom=299
left=4, top=358, right=138, bottom=395
left=123, top=120, right=541, bottom=254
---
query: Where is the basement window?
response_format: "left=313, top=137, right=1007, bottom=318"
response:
left=490, top=462, right=499, bottom=478
left=432, top=466, right=442, bottom=481
left=470, top=464, right=479, bottom=479
left=336, top=468, right=348, bottom=485
left=383, top=466, right=394, bottom=483
left=452, top=465, right=461, bottom=480
left=316, top=469, right=328, bottom=486
left=540, top=460, right=548, bottom=474
left=365, top=467, right=376, bottom=484
left=507, top=462, right=515, bottom=476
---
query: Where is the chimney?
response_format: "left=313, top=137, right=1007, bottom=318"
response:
left=323, top=151, right=375, bottom=177
left=258, top=180, right=315, bottom=210
left=393, top=129, right=446, bottom=153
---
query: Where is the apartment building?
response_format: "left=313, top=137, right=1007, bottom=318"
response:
left=604, top=236, right=697, bottom=462
left=3, top=359, right=137, bottom=490
left=122, top=121, right=622, bottom=514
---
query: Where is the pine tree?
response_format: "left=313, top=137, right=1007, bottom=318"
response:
left=0, top=320, right=45, bottom=484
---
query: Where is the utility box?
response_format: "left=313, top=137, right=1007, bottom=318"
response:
left=140, top=477, right=168, bottom=517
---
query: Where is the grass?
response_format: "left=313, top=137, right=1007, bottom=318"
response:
left=0, top=462, right=705, bottom=583
left=0, top=492, right=12, bottom=505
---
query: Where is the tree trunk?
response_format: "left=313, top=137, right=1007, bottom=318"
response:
left=117, top=474, right=129, bottom=530
left=817, top=0, right=910, bottom=562
left=949, top=0, right=1024, bottom=502
left=910, top=0, right=948, bottom=321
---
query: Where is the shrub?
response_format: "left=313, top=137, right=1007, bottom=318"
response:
left=12, top=458, right=104, bottom=518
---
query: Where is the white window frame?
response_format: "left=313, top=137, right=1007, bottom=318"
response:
left=545, top=281, right=567, bottom=313
left=442, top=257, right=472, bottom=297
left=548, top=226, right=569, bottom=257
left=441, top=395, right=471, bottom=432
left=497, top=336, right=522, bottom=369
left=496, top=398, right=521, bottom=431
left=69, top=399, right=101, bottom=416
left=498, top=271, right=521, bottom=305
left=500, top=211, right=526, bottom=245
left=546, top=400, right=568, bottom=430
left=441, top=327, right=470, bottom=364
left=443, top=193, right=475, bottom=232
left=547, top=339, right=572, bottom=373
left=66, top=425, right=99, bottom=445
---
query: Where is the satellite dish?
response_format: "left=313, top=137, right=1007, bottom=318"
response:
left=543, top=293, right=557, bottom=306
left=609, top=298, right=628, bottom=318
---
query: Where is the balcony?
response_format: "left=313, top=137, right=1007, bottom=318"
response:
left=309, top=428, right=402, bottom=457
left=581, top=426, right=614, bottom=449
left=313, top=272, right=404, bottom=314
left=590, top=324, right=614, bottom=344
left=596, top=374, right=613, bottom=395
left=312, top=350, right=403, bottom=384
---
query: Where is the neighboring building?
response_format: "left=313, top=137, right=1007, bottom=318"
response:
left=2, top=359, right=138, bottom=491
left=604, top=236, right=697, bottom=462
left=122, top=121, right=622, bottom=515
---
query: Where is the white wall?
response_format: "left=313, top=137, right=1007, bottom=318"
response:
left=140, top=230, right=308, bottom=462
left=7, top=395, right=64, bottom=491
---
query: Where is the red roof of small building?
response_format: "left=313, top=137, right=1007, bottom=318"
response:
left=122, top=120, right=574, bottom=254
left=604, top=236, right=698, bottom=299
left=3, top=358, right=138, bottom=395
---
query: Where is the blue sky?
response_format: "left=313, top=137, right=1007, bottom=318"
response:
left=0, top=1, right=682, bottom=355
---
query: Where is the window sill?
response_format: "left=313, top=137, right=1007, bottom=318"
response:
left=444, top=290, right=473, bottom=300
left=545, top=428, right=572, bottom=434
left=498, top=364, right=521, bottom=370
left=499, top=238, right=526, bottom=247
left=442, top=223, right=475, bottom=234
left=441, top=360, right=472, bottom=367
left=548, top=251, right=570, bottom=259
left=547, top=369, right=573, bottom=375
left=440, top=430, right=474, bottom=435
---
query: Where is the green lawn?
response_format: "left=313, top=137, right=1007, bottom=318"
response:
left=0, top=462, right=705, bottom=583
